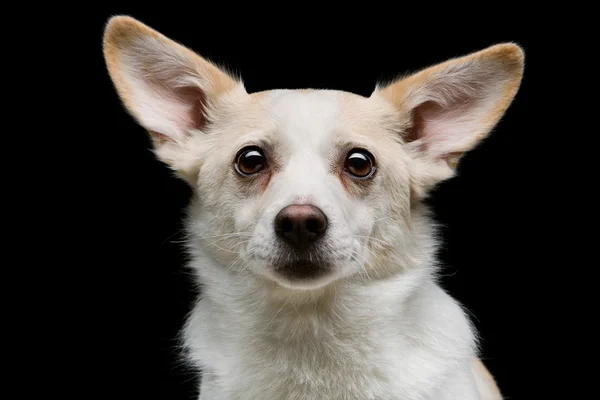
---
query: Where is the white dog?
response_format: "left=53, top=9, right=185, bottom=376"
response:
left=103, top=16, right=523, bottom=400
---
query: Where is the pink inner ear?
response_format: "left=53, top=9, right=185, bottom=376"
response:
left=121, top=37, right=210, bottom=139
left=129, top=81, right=205, bottom=140
left=408, top=93, right=490, bottom=161
left=139, top=61, right=208, bottom=134
left=173, top=86, right=207, bottom=132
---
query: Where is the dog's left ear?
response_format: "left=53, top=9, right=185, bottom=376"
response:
left=372, top=43, right=524, bottom=197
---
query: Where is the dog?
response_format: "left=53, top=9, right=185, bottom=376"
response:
left=103, top=15, right=523, bottom=400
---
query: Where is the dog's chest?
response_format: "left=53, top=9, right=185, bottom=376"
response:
left=229, top=321, right=395, bottom=399
left=194, top=301, right=434, bottom=400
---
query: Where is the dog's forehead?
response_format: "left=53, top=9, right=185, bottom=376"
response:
left=251, top=89, right=368, bottom=151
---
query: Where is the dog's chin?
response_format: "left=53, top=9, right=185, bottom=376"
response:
left=264, top=260, right=338, bottom=291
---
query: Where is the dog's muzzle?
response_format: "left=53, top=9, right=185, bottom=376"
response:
left=272, top=204, right=330, bottom=280
left=274, top=204, right=328, bottom=251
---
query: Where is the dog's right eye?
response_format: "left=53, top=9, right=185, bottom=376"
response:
left=234, top=146, right=267, bottom=176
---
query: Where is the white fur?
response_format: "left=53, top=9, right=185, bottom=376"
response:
left=103, top=16, right=524, bottom=399
left=181, top=91, right=479, bottom=400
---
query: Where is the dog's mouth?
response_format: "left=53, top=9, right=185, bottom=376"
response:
left=273, top=259, right=330, bottom=281
left=269, top=250, right=334, bottom=283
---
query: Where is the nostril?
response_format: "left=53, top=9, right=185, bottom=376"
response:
left=278, top=217, right=293, bottom=234
left=306, top=216, right=326, bottom=234
left=275, top=204, right=328, bottom=249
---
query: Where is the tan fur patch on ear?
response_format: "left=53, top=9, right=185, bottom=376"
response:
left=477, top=44, right=525, bottom=122
left=375, top=43, right=524, bottom=157
left=472, top=358, right=503, bottom=399
left=149, top=131, right=174, bottom=146
left=102, top=15, right=249, bottom=186
left=372, top=43, right=524, bottom=198
left=377, top=43, right=524, bottom=108
left=102, top=15, right=242, bottom=122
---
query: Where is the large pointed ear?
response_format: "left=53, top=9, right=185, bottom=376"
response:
left=372, top=43, right=524, bottom=198
left=103, top=16, right=245, bottom=184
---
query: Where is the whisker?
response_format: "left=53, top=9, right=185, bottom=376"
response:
left=352, top=235, right=388, bottom=246
left=350, top=248, right=382, bottom=283
left=350, top=253, right=371, bottom=284
left=372, top=216, right=394, bottom=223
left=162, top=229, right=186, bottom=244
left=197, top=232, right=253, bottom=241
left=235, top=253, right=255, bottom=279
left=264, top=297, right=290, bottom=332
left=226, top=253, right=246, bottom=272
left=205, top=240, right=242, bottom=254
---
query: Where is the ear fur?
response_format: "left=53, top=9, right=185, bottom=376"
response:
left=372, top=43, right=525, bottom=197
left=103, top=15, right=245, bottom=184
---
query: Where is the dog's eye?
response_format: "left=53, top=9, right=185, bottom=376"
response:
left=344, top=149, right=376, bottom=179
left=235, top=146, right=267, bottom=176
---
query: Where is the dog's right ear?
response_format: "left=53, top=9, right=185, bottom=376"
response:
left=103, top=16, right=245, bottom=183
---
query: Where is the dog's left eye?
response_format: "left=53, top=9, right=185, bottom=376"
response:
left=235, top=146, right=267, bottom=176
left=344, top=149, right=376, bottom=179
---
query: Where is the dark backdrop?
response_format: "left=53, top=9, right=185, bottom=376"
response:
left=86, top=9, right=547, bottom=400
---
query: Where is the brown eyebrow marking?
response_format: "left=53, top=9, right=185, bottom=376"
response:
left=232, top=139, right=281, bottom=197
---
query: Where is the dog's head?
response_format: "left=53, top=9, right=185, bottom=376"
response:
left=103, top=16, right=524, bottom=291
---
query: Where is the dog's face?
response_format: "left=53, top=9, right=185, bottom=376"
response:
left=189, top=89, right=414, bottom=290
left=104, top=17, right=524, bottom=290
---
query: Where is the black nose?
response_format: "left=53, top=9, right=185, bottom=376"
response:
left=274, top=204, right=328, bottom=250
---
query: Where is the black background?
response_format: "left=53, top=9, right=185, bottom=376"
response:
left=77, top=8, right=552, bottom=400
